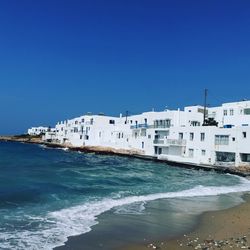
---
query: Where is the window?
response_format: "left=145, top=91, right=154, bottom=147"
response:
left=232, top=137, right=235, bottom=141
left=191, top=121, right=201, bottom=126
left=244, top=108, right=250, bottom=115
left=215, top=135, right=229, bottom=145
left=216, top=152, right=235, bottom=162
left=80, top=126, right=84, bottom=133
left=230, top=109, right=234, bottom=116
left=241, top=154, right=250, bottom=162
left=179, top=133, right=183, bottom=140
left=201, top=133, right=205, bottom=141
left=189, top=149, right=194, bottom=158
left=243, top=132, right=247, bottom=138
left=201, top=150, right=206, bottom=156
left=142, top=142, right=144, bottom=149
left=148, top=134, right=151, bottom=139
left=223, top=110, right=228, bottom=116
left=80, top=135, right=83, bottom=139
left=109, top=120, right=115, bottom=124
left=190, top=132, right=194, bottom=141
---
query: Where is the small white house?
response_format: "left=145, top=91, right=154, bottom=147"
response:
left=27, top=126, right=50, bottom=136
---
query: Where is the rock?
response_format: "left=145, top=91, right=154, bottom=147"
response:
left=194, top=244, right=201, bottom=249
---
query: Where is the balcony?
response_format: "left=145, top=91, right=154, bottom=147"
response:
left=166, top=139, right=186, bottom=146
left=130, top=124, right=149, bottom=129
left=130, top=124, right=170, bottom=129
left=153, top=139, right=164, bottom=144
left=153, top=138, right=186, bottom=146
left=151, top=125, right=170, bottom=129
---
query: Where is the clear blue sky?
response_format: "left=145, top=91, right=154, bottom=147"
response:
left=0, top=0, right=250, bottom=134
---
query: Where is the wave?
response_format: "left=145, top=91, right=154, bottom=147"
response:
left=1, top=176, right=250, bottom=250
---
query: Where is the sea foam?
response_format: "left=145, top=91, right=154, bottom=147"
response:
left=1, top=176, right=250, bottom=250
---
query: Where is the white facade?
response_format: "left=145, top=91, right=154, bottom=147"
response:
left=41, top=100, right=250, bottom=168
left=28, top=126, right=50, bottom=136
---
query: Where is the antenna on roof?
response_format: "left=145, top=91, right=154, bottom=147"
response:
left=203, top=88, right=208, bottom=125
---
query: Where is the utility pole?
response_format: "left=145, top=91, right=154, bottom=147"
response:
left=203, top=88, right=208, bottom=125
left=125, top=111, right=128, bottom=124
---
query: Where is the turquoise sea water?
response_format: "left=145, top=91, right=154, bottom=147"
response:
left=1, top=141, right=250, bottom=250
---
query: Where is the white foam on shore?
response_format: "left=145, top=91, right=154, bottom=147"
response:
left=1, top=176, right=250, bottom=250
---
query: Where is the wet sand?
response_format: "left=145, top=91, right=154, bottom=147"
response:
left=54, top=194, right=248, bottom=250
left=124, top=193, right=250, bottom=250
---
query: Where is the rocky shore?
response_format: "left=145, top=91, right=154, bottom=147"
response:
left=1, top=135, right=250, bottom=177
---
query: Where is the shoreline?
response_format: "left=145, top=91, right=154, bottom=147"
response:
left=1, top=135, right=250, bottom=178
left=2, top=137, right=250, bottom=249
left=123, top=193, right=250, bottom=250
left=54, top=193, right=250, bottom=250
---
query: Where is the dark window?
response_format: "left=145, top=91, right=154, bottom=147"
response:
left=201, top=133, right=205, bottom=141
left=190, top=133, right=194, bottom=141
left=179, top=133, right=183, bottom=140
left=109, top=120, right=115, bottom=124
left=243, top=132, right=247, bottom=138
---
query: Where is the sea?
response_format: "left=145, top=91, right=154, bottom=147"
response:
left=1, top=141, right=250, bottom=250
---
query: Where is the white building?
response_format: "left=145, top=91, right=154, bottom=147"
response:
left=27, top=126, right=51, bottom=136
left=41, top=100, right=250, bottom=168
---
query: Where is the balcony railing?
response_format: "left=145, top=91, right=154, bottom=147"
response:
left=130, top=124, right=170, bottom=129
left=153, top=138, right=186, bottom=146
left=130, top=124, right=149, bottom=129
left=166, top=139, right=186, bottom=146
left=151, top=125, right=170, bottom=129
left=153, top=139, right=164, bottom=144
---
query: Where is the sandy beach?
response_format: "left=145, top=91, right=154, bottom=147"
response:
left=124, top=193, right=250, bottom=250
